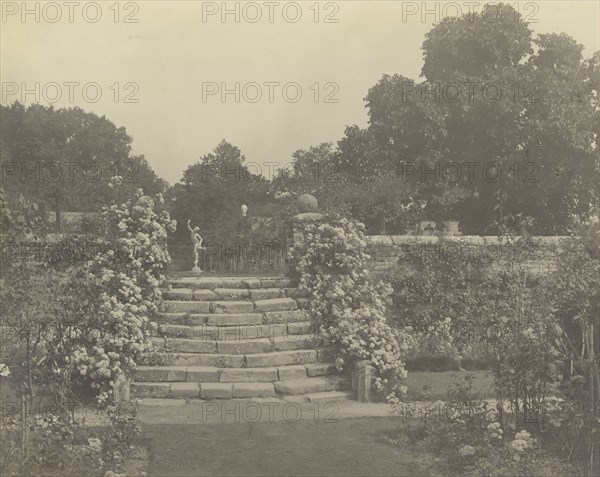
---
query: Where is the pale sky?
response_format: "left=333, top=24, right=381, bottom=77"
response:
left=2, top=1, right=599, bottom=184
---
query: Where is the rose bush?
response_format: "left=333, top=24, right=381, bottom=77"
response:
left=289, top=215, right=409, bottom=398
left=47, top=185, right=176, bottom=404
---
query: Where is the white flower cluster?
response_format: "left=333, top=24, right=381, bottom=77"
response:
left=508, top=430, right=534, bottom=461
left=52, top=190, right=176, bottom=404
left=290, top=217, right=408, bottom=397
left=458, top=445, right=476, bottom=457
left=487, top=421, right=503, bottom=441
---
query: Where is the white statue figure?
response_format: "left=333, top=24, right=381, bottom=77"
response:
left=241, top=204, right=248, bottom=217
left=187, top=219, right=206, bottom=271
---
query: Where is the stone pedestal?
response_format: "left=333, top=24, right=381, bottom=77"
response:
left=352, top=360, right=373, bottom=403
left=113, top=374, right=131, bottom=402
left=292, top=212, right=325, bottom=245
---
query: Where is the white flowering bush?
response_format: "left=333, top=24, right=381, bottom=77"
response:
left=289, top=215, right=409, bottom=397
left=48, top=187, right=176, bottom=404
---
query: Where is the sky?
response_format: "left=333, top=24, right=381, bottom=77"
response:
left=2, top=0, right=599, bottom=185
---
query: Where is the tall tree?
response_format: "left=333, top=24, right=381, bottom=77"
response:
left=335, top=3, right=598, bottom=234
left=168, top=140, right=269, bottom=244
left=0, top=103, right=166, bottom=230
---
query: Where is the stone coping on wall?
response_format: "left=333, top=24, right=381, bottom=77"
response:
left=364, top=235, right=571, bottom=273
left=365, top=235, right=570, bottom=247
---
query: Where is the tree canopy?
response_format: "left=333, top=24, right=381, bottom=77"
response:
left=0, top=102, right=166, bottom=230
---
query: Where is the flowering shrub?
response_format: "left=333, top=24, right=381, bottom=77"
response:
left=389, top=393, right=546, bottom=476
left=48, top=186, right=176, bottom=404
left=0, top=404, right=145, bottom=476
left=289, top=215, right=409, bottom=397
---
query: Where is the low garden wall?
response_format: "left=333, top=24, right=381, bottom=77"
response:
left=365, top=234, right=568, bottom=275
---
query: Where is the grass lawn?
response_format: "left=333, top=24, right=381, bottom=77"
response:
left=144, top=417, right=431, bottom=476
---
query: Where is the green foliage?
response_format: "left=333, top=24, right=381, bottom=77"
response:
left=383, top=238, right=502, bottom=362
left=317, top=3, right=599, bottom=234
left=405, top=354, right=461, bottom=372
left=0, top=103, right=166, bottom=222
left=289, top=215, right=409, bottom=398
left=46, top=186, right=176, bottom=404
left=541, top=217, right=599, bottom=475
left=167, top=140, right=269, bottom=245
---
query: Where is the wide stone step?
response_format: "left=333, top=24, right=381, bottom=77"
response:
left=155, top=333, right=319, bottom=354
left=155, top=337, right=283, bottom=355
left=302, top=391, right=354, bottom=403
left=162, top=301, right=256, bottom=314
left=140, top=352, right=246, bottom=368
left=157, top=322, right=313, bottom=340
left=167, top=277, right=294, bottom=290
left=155, top=313, right=265, bottom=326
left=134, top=362, right=339, bottom=384
left=131, top=381, right=278, bottom=399
left=164, top=288, right=291, bottom=301
left=274, top=375, right=351, bottom=395
left=141, top=348, right=321, bottom=368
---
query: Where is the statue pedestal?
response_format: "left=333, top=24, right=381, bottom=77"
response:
left=191, top=266, right=202, bottom=275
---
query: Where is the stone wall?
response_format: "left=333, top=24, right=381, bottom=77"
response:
left=365, top=235, right=569, bottom=276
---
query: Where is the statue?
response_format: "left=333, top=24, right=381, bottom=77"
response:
left=241, top=204, right=248, bottom=217
left=187, top=219, right=206, bottom=272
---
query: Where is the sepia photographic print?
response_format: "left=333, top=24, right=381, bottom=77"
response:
left=1, top=1, right=599, bottom=476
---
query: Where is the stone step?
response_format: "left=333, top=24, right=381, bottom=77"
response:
left=303, top=391, right=354, bottom=403
left=272, top=334, right=320, bottom=351
left=316, top=348, right=336, bottom=363
left=212, top=301, right=255, bottom=314
left=131, top=381, right=353, bottom=400
left=185, top=322, right=311, bottom=340
left=163, top=288, right=292, bottom=302
left=283, top=288, right=311, bottom=299
left=140, top=352, right=246, bottom=368
left=216, top=338, right=272, bottom=355
left=152, top=337, right=216, bottom=353
left=274, top=375, right=351, bottom=395
left=262, top=310, right=307, bottom=324
left=156, top=322, right=314, bottom=340
left=134, top=362, right=340, bottom=384
left=219, top=367, right=278, bottom=383
left=162, top=301, right=211, bottom=314
left=245, top=349, right=318, bottom=368
left=155, top=313, right=265, bottom=326
left=305, top=362, right=337, bottom=377
left=254, top=298, right=297, bottom=313
left=167, top=277, right=294, bottom=290
left=162, top=298, right=298, bottom=314
left=162, top=301, right=256, bottom=314
left=141, top=348, right=320, bottom=368
left=156, top=334, right=319, bottom=354
left=131, top=381, right=278, bottom=399
left=295, top=298, right=311, bottom=310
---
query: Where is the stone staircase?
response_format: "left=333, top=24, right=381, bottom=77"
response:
left=131, top=276, right=353, bottom=402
